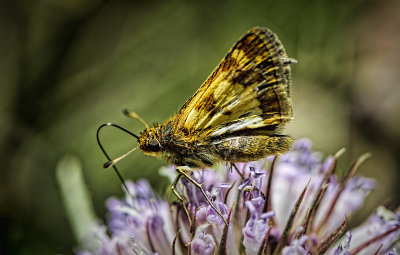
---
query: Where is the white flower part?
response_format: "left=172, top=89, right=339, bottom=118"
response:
left=282, top=235, right=309, bottom=255
left=191, top=230, right=216, bottom=255
left=242, top=216, right=271, bottom=255
left=272, top=161, right=321, bottom=231
left=158, top=165, right=176, bottom=183
left=349, top=206, right=400, bottom=255
left=330, top=231, right=351, bottom=255
left=316, top=176, right=375, bottom=234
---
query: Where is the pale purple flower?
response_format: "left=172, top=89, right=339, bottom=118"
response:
left=282, top=235, right=309, bottom=255
left=345, top=206, right=400, bottom=254
left=242, top=210, right=274, bottom=255
left=78, top=180, right=174, bottom=254
left=191, top=232, right=215, bottom=255
left=331, top=231, right=351, bottom=255
left=329, top=206, right=400, bottom=255
left=77, top=139, right=400, bottom=255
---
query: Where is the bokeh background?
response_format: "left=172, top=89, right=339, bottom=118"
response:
left=1, top=0, right=399, bottom=254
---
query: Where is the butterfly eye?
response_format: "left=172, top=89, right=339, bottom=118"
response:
left=148, top=138, right=161, bottom=152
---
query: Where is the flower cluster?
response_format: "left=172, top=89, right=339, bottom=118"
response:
left=77, top=139, right=400, bottom=254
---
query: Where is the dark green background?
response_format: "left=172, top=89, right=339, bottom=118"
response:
left=1, top=0, right=400, bottom=254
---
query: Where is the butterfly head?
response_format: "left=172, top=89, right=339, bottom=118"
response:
left=138, top=126, right=163, bottom=157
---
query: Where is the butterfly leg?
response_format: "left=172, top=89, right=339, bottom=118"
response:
left=171, top=172, right=194, bottom=232
left=176, top=167, right=229, bottom=226
left=230, top=162, right=245, bottom=180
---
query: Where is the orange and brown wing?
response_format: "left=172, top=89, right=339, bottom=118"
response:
left=172, top=27, right=294, bottom=138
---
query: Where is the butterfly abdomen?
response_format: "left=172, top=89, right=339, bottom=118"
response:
left=213, top=135, right=292, bottom=162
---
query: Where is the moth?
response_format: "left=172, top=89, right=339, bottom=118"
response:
left=137, top=27, right=294, bottom=167
left=100, top=27, right=295, bottom=225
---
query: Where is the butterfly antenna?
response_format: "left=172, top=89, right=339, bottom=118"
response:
left=96, top=123, right=139, bottom=195
left=103, top=146, right=138, bottom=169
left=122, top=108, right=150, bottom=129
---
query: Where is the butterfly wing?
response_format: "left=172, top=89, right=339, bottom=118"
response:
left=172, top=27, right=294, bottom=139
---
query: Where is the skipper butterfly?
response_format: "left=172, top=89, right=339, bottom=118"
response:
left=99, top=27, right=296, bottom=225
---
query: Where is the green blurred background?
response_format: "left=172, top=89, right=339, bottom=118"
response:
left=1, top=0, right=400, bottom=254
